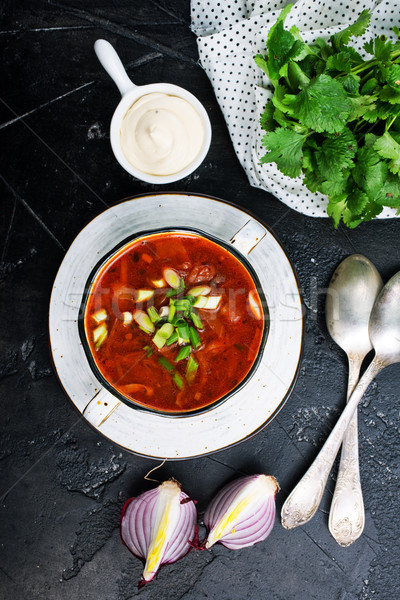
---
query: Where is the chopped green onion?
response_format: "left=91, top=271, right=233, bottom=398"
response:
left=190, top=310, right=203, bottom=330
left=186, top=294, right=196, bottom=305
left=174, top=299, right=192, bottom=312
left=177, top=323, right=190, bottom=344
left=186, top=355, right=199, bottom=383
left=166, top=288, right=179, bottom=298
left=174, top=317, right=187, bottom=327
left=175, top=345, right=192, bottom=362
left=158, top=306, right=170, bottom=318
left=147, top=306, right=160, bottom=324
left=248, top=290, right=263, bottom=320
left=92, top=309, right=107, bottom=324
left=135, top=289, right=154, bottom=302
left=166, top=331, right=179, bottom=346
left=168, top=304, right=176, bottom=323
left=143, top=345, right=153, bottom=357
left=158, top=356, right=184, bottom=389
left=163, top=267, right=181, bottom=289
left=139, top=326, right=152, bottom=335
left=200, top=296, right=222, bottom=310
left=192, top=296, right=207, bottom=308
left=173, top=372, right=184, bottom=389
left=166, top=286, right=184, bottom=298
left=93, top=323, right=107, bottom=342
left=189, top=327, right=201, bottom=349
left=152, top=322, right=174, bottom=349
left=133, top=310, right=155, bottom=333
left=95, top=331, right=107, bottom=350
left=159, top=323, right=174, bottom=338
left=158, top=356, right=174, bottom=372
left=151, top=278, right=165, bottom=288
left=188, top=286, right=211, bottom=297
left=122, top=311, right=133, bottom=325
left=93, top=323, right=108, bottom=350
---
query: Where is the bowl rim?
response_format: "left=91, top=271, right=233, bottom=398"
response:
left=78, top=225, right=269, bottom=418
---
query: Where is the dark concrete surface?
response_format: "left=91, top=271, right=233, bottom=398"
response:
left=1, top=2, right=399, bottom=599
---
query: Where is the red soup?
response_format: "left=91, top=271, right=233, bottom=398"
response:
left=83, top=231, right=265, bottom=414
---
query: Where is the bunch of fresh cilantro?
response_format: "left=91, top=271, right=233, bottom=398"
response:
left=255, top=5, right=400, bottom=228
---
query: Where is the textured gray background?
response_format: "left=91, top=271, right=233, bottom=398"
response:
left=1, top=2, right=399, bottom=599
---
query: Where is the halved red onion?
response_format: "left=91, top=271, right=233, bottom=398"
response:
left=203, top=474, right=279, bottom=550
left=120, top=479, right=197, bottom=588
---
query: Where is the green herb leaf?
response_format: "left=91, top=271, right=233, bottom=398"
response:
left=271, top=83, right=295, bottom=114
left=266, top=3, right=303, bottom=81
left=320, top=175, right=350, bottom=199
left=348, top=95, right=377, bottom=120
left=284, top=74, right=352, bottom=133
left=326, top=47, right=363, bottom=73
left=339, top=73, right=361, bottom=95
left=261, top=127, right=305, bottom=177
left=330, top=9, right=371, bottom=51
left=384, top=64, right=400, bottom=89
left=375, top=175, right=400, bottom=207
left=315, top=37, right=333, bottom=60
left=260, top=102, right=276, bottom=131
left=327, top=197, right=347, bottom=228
left=379, top=85, right=400, bottom=104
left=361, top=77, right=378, bottom=95
left=352, top=145, right=388, bottom=198
left=315, top=128, right=357, bottom=181
left=374, top=131, right=400, bottom=160
left=254, top=54, right=270, bottom=78
left=346, top=188, right=370, bottom=214
left=287, top=61, right=310, bottom=89
left=371, top=36, right=394, bottom=62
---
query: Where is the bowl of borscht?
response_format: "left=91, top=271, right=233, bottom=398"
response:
left=79, top=227, right=268, bottom=416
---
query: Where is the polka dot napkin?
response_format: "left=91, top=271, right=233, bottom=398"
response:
left=191, top=0, right=399, bottom=218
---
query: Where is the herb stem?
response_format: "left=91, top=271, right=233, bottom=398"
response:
left=351, top=49, right=400, bottom=75
left=385, top=114, right=398, bottom=132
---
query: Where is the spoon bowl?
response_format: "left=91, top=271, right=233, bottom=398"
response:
left=369, top=272, right=400, bottom=361
left=94, top=39, right=212, bottom=184
left=326, top=254, right=382, bottom=357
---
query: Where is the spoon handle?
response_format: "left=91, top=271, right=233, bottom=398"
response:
left=281, top=356, right=385, bottom=530
left=94, top=39, right=136, bottom=97
left=328, top=354, right=365, bottom=546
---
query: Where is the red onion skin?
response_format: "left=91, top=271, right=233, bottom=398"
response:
left=202, top=474, right=279, bottom=550
left=120, top=485, right=197, bottom=589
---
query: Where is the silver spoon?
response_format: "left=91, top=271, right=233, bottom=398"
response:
left=281, top=270, right=400, bottom=531
left=326, top=255, right=383, bottom=546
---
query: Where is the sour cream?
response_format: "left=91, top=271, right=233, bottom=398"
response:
left=120, top=92, right=205, bottom=176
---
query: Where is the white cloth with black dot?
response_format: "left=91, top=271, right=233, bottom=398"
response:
left=191, top=0, right=399, bottom=218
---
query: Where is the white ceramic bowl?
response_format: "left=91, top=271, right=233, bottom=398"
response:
left=49, top=193, right=304, bottom=459
left=94, top=40, right=212, bottom=184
